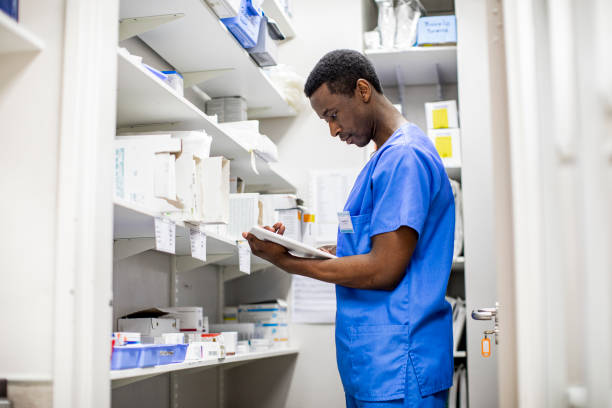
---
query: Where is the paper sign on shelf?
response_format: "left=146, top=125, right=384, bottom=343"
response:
left=237, top=240, right=251, bottom=274
left=154, top=217, right=176, bottom=254
left=189, top=225, right=207, bottom=262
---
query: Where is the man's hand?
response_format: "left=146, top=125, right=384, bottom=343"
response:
left=318, top=245, right=337, bottom=255
left=241, top=222, right=289, bottom=264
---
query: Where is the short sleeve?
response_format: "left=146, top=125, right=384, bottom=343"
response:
left=370, top=145, right=438, bottom=238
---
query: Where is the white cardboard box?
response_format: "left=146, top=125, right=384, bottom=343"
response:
left=259, top=194, right=298, bottom=226
left=117, top=317, right=180, bottom=337
left=228, top=193, right=261, bottom=240
left=427, top=128, right=462, bottom=168
left=162, top=307, right=206, bottom=332
left=199, top=157, right=230, bottom=224
left=238, top=300, right=288, bottom=323
left=277, top=208, right=302, bottom=242
left=425, top=100, right=459, bottom=129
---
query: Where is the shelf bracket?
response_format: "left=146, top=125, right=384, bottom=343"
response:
left=175, top=254, right=235, bottom=274
left=183, top=69, right=235, bottom=88
left=435, top=63, right=444, bottom=101
left=113, top=238, right=155, bottom=261
left=119, top=14, right=185, bottom=42
left=394, top=65, right=406, bottom=115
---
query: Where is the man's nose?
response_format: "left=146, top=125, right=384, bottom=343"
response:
left=329, top=122, right=342, bottom=137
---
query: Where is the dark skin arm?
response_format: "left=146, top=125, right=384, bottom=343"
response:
left=242, top=224, right=418, bottom=291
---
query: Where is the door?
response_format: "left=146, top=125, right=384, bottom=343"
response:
left=456, top=0, right=516, bottom=407
left=502, top=0, right=612, bottom=406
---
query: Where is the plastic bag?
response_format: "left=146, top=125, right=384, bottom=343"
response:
left=395, top=0, right=422, bottom=49
left=375, top=0, right=396, bottom=49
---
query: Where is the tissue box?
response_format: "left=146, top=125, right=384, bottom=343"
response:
left=428, top=128, right=462, bottom=168
left=416, top=15, right=457, bottom=46
left=425, top=100, right=459, bottom=129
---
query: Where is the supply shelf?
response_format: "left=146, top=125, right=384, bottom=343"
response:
left=365, top=46, right=457, bottom=87
left=113, top=200, right=273, bottom=275
left=116, top=49, right=297, bottom=193
left=0, top=12, right=45, bottom=54
left=119, top=0, right=296, bottom=119
left=262, top=0, right=296, bottom=40
left=111, top=347, right=299, bottom=389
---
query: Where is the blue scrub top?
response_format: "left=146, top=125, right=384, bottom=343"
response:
left=335, top=123, right=455, bottom=402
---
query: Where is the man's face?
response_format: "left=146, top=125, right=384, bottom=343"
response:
left=309, top=83, right=373, bottom=147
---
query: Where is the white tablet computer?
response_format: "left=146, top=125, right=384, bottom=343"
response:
left=248, top=226, right=337, bottom=260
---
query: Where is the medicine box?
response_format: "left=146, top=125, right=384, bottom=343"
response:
left=118, top=317, right=180, bottom=337
left=425, top=100, right=459, bottom=129
left=162, top=307, right=205, bottom=332
left=428, top=128, right=462, bottom=168
left=416, top=15, right=457, bottom=46
left=277, top=208, right=302, bottom=242
left=210, top=322, right=255, bottom=341
left=238, top=299, right=288, bottom=323
left=255, top=322, right=289, bottom=348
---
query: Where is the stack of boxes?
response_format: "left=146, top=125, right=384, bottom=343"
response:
left=424, top=100, right=461, bottom=168
left=237, top=300, right=289, bottom=349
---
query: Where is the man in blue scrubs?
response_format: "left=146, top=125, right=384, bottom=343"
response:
left=243, top=49, right=455, bottom=407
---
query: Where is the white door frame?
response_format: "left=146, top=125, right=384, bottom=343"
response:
left=53, top=0, right=118, bottom=406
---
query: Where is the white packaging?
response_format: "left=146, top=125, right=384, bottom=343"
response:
left=255, top=323, right=289, bottom=348
left=427, top=128, right=462, bottom=168
left=236, top=340, right=249, bottom=354
left=162, top=307, right=205, bottom=332
left=199, top=157, right=230, bottom=224
left=199, top=333, right=225, bottom=359
left=277, top=208, right=302, bottom=242
left=114, top=134, right=181, bottom=212
left=113, top=332, right=141, bottom=346
left=228, top=193, right=261, bottom=240
left=185, top=342, right=205, bottom=360
left=250, top=338, right=272, bottom=352
left=259, top=194, right=297, bottom=227
left=425, top=100, right=459, bottom=129
left=238, top=300, right=288, bottom=323
left=255, top=134, right=279, bottom=163
left=223, top=306, right=238, bottom=322
left=161, top=332, right=185, bottom=344
left=221, top=332, right=238, bottom=355
left=153, top=153, right=176, bottom=201
left=117, top=317, right=180, bottom=337
left=205, top=0, right=241, bottom=19
left=218, top=120, right=262, bottom=151
left=210, top=322, right=255, bottom=341
left=300, top=210, right=316, bottom=247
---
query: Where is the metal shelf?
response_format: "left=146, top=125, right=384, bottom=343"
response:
left=111, top=347, right=299, bottom=389
left=119, top=0, right=296, bottom=119
left=365, top=46, right=457, bottom=87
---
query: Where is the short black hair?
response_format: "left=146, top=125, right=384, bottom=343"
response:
left=304, top=49, right=383, bottom=98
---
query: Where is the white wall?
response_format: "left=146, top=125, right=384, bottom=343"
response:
left=0, top=0, right=66, bottom=405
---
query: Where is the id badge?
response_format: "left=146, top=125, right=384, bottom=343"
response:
left=337, top=211, right=354, bottom=234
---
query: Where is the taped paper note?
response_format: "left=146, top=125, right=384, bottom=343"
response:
left=189, top=225, right=207, bottom=262
left=238, top=240, right=251, bottom=274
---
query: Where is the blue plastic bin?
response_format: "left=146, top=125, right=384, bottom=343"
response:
left=138, top=344, right=179, bottom=367
left=221, top=0, right=263, bottom=49
left=111, top=346, right=142, bottom=370
left=172, top=344, right=188, bottom=364
left=0, top=0, right=18, bottom=20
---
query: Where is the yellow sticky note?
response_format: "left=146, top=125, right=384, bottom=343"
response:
left=435, top=136, right=453, bottom=158
left=432, top=108, right=449, bottom=129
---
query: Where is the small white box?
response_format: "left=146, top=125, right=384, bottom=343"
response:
left=210, top=323, right=255, bottom=341
left=199, top=157, right=230, bottom=224
left=163, top=307, right=205, bottom=332
left=427, top=128, right=462, bottom=168
left=160, top=332, right=186, bottom=344
left=259, top=194, right=298, bottom=227
left=425, top=100, right=459, bottom=129
left=153, top=153, right=176, bottom=201
left=117, top=317, right=180, bottom=337
left=221, top=331, right=238, bottom=355
left=255, top=323, right=289, bottom=348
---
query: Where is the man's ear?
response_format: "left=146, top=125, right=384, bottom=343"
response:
left=356, top=79, right=372, bottom=103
